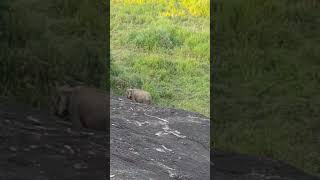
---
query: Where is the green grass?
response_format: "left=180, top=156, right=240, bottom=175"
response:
left=110, top=1, right=210, bottom=116
left=213, top=0, right=320, bottom=175
left=0, top=0, right=107, bottom=107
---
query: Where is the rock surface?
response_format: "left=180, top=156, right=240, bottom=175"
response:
left=0, top=97, right=107, bottom=180
left=211, top=150, right=320, bottom=180
left=110, top=96, right=210, bottom=179
left=0, top=96, right=318, bottom=180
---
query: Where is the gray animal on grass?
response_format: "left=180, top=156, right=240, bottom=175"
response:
left=126, top=88, right=151, bottom=104
left=51, top=85, right=108, bottom=131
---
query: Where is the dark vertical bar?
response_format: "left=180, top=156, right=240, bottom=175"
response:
left=210, top=0, right=217, bottom=178
left=105, top=0, right=111, bottom=178
left=210, top=0, right=214, bottom=175
left=0, top=0, right=109, bottom=179
left=210, top=0, right=320, bottom=179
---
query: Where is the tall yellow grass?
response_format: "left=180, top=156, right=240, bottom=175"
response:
left=111, top=0, right=209, bottom=17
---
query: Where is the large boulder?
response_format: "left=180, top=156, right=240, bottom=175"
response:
left=110, top=96, right=210, bottom=179
left=0, top=96, right=318, bottom=180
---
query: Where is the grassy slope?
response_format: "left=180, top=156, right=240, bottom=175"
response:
left=0, top=0, right=106, bottom=107
left=214, top=0, right=320, bottom=175
left=110, top=1, right=210, bottom=116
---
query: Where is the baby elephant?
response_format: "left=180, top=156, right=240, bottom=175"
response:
left=52, top=85, right=108, bottom=131
left=126, top=88, right=152, bottom=104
